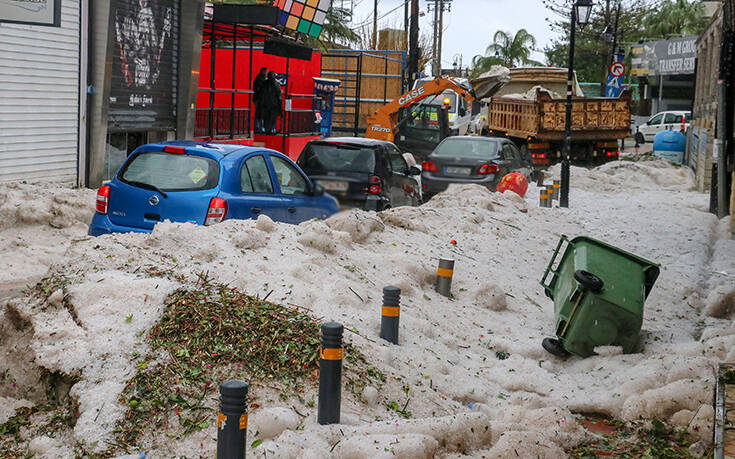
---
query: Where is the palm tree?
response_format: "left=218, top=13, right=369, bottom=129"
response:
left=643, top=0, right=708, bottom=38
left=471, top=29, right=542, bottom=77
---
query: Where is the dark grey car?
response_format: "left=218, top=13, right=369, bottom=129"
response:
left=421, top=136, right=533, bottom=199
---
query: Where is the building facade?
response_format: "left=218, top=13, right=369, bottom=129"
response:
left=0, top=0, right=205, bottom=187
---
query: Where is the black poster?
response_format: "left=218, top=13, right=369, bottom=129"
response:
left=109, top=0, right=178, bottom=130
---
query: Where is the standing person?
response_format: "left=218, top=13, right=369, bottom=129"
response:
left=263, top=71, right=283, bottom=134
left=252, top=67, right=268, bottom=133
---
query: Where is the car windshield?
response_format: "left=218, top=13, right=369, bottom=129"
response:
left=405, top=105, right=440, bottom=129
left=418, top=92, right=458, bottom=112
left=299, top=144, right=376, bottom=174
left=119, top=151, right=219, bottom=191
left=432, top=138, right=499, bottom=159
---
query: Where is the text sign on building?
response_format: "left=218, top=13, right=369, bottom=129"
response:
left=0, top=0, right=61, bottom=26
left=108, top=0, right=179, bottom=130
left=631, top=35, right=697, bottom=76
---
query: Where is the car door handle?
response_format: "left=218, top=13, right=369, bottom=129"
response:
left=251, top=207, right=261, bottom=213
left=287, top=207, right=296, bottom=213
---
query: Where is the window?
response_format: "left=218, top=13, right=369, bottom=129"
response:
left=119, top=152, right=219, bottom=191
left=388, top=146, right=409, bottom=174
left=241, top=155, right=274, bottom=193
left=501, top=143, right=518, bottom=160
left=648, top=113, right=663, bottom=125
left=271, top=156, right=309, bottom=196
left=432, top=138, right=499, bottom=159
left=298, top=143, right=376, bottom=174
left=664, top=113, right=685, bottom=124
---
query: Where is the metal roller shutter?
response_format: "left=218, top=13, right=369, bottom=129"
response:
left=108, top=0, right=179, bottom=131
left=0, top=0, right=81, bottom=182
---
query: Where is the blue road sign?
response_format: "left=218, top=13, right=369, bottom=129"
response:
left=605, top=57, right=626, bottom=98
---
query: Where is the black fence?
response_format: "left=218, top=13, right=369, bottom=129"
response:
left=195, top=108, right=252, bottom=139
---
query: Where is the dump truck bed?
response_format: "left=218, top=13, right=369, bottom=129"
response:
left=487, top=88, right=631, bottom=141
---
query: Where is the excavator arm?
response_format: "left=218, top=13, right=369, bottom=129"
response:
left=365, top=77, right=475, bottom=142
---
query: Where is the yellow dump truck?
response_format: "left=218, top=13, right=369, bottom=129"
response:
left=478, top=67, right=631, bottom=165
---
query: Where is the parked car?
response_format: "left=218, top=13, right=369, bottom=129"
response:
left=297, top=137, right=422, bottom=211
left=88, top=141, right=339, bottom=236
left=421, top=136, right=533, bottom=199
left=635, top=110, right=690, bottom=143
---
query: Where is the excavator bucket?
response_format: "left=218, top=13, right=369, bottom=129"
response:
left=471, top=66, right=511, bottom=100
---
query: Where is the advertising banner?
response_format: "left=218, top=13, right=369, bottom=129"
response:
left=108, top=0, right=179, bottom=130
left=631, top=35, right=697, bottom=76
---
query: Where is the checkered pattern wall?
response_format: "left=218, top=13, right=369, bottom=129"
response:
left=274, top=0, right=330, bottom=38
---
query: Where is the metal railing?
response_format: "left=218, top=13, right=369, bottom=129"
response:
left=195, top=108, right=251, bottom=139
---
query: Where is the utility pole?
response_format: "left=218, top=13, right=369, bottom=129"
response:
left=408, top=0, right=419, bottom=88
left=404, top=0, right=409, bottom=53
left=372, top=0, right=378, bottom=49
left=432, top=0, right=439, bottom=76
left=438, top=0, right=444, bottom=77
left=609, top=1, right=620, bottom=67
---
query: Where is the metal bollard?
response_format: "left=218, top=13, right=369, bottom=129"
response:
left=539, top=189, right=549, bottom=208
left=380, top=286, right=401, bottom=344
left=217, top=380, right=248, bottom=459
left=436, top=258, right=454, bottom=297
left=546, top=186, right=555, bottom=207
left=552, top=180, right=560, bottom=200
left=318, top=322, right=343, bottom=425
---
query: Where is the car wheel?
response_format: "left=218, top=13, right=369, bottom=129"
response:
left=635, top=132, right=645, bottom=145
left=574, top=270, right=604, bottom=293
left=542, top=338, right=569, bottom=357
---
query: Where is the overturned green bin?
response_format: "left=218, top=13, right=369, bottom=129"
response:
left=539, top=235, right=660, bottom=357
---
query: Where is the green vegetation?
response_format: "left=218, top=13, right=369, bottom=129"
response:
left=472, top=29, right=541, bottom=77
left=110, top=274, right=383, bottom=452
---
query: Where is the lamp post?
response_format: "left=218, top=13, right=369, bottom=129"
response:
left=560, top=0, right=593, bottom=208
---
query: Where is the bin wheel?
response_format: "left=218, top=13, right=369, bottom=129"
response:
left=574, top=270, right=604, bottom=293
left=542, top=338, right=569, bottom=357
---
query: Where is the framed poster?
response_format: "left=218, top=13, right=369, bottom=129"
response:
left=0, top=0, right=61, bottom=27
left=108, top=0, right=179, bottom=130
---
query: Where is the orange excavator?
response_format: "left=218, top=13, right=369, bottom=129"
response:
left=365, top=77, right=476, bottom=142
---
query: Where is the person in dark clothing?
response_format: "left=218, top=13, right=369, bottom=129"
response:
left=252, top=67, right=268, bottom=133
left=263, top=71, right=283, bottom=134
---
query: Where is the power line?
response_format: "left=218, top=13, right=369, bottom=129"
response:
left=350, top=0, right=409, bottom=28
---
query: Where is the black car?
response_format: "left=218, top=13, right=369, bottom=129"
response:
left=297, top=137, right=422, bottom=211
left=421, top=136, right=533, bottom=199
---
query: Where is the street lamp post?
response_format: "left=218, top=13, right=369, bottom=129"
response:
left=560, top=0, right=593, bottom=208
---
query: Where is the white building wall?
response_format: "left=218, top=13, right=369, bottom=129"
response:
left=0, top=0, right=81, bottom=182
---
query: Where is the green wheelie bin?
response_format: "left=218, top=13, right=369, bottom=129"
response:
left=539, top=235, right=660, bottom=358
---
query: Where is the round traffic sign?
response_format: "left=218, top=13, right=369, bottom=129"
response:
left=609, top=62, right=626, bottom=77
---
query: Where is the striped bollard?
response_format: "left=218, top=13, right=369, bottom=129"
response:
left=217, top=380, right=248, bottom=459
left=552, top=180, right=560, bottom=200
left=539, top=189, right=549, bottom=208
left=546, top=186, right=554, bottom=207
left=380, top=286, right=401, bottom=344
left=318, top=322, right=343, bottom=425
left=436, top=258, right=454, bottom=297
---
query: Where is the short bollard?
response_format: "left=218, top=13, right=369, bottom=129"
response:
left=380, top=286, right=401, bottom=344
left=539, top=189, right=549, bottom=208
left=546, top=186, right=554, bottom=207
left=217, top=380, right=248, bottom=459
left=318, top=322, right=343, bottom=425
left=436, top=258, right=454, bottom=297
left=552, top=180, right=560, bottom=200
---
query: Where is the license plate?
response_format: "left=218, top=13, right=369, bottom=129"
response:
left=445, top=166, right=472, bottom=175
left=321, top=180, right=349, bottom=192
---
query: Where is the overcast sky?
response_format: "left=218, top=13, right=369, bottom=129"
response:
left=347, top=0, right=557, bottom=70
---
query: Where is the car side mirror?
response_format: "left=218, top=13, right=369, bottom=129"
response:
left=459, top=108, right=467, bottom=117
left=408, top=166, right=421, bottom=176
left=310, top=183, right=325, bottom=196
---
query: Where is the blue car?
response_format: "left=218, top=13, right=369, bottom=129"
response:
left=88, top=141, right=339, bottom=236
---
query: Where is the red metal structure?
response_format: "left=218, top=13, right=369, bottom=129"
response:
left=196, top=20, right=323, bottom=159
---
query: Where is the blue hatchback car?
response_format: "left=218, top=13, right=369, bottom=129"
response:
left=88, top=141, right=339, bottom=236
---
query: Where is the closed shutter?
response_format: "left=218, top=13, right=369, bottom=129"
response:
left=0, top=0, right=81, bottom=182
left=108, top=0, right=179, bottom=131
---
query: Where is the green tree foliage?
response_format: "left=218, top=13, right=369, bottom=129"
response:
left=471, top=29, right=541, bottom=77
left=643, top=0, right=708, bottom=38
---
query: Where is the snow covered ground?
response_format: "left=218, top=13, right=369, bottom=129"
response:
left=1, top=157, right=734, bottom=458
